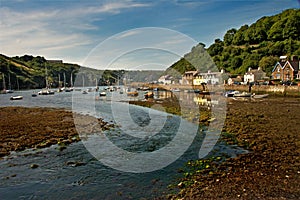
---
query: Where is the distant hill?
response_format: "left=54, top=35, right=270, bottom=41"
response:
left=0, top=54, right=162, bottom=90
left=0, top=54, right=81, bottom=90
left=164, top=43, right=218, bottom=79
left=168, top=8, right=300, bottom=76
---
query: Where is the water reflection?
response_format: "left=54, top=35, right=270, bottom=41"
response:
left=150, top=90, right=220, bottom=110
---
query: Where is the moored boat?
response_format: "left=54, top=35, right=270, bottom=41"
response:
left=224, top=90, right=240, bottom=97
left=127, top=91, right=138, bottom=97
left=38, top=89, right=55, bottom=95
left=99, top=91, right=106, bottom=96
left=10, top=95, right=23, bottom=100
left=252, top=93, right=269, bottom=99
left=144, top=91, right=154, bottom=99
left=233, top=92, right=252, bottom=97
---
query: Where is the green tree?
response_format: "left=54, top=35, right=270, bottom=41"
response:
left=223, top=28, right=237, bottom=46
left=258, top=56, right=279, bottom=76
left=233, top=25, right=248, bottom=45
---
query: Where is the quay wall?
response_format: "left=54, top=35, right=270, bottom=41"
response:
left=224, top=85, right=300, bottom=97
left=131, top=82, right=300, bottom=97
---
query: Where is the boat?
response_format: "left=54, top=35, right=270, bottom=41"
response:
left=1, top=73, right=14, bottom=94
left=199, top=91, right=212, bottom=95
left=10, top=95, right=23, bottom=100
left=252, top=93, right=269, bottom=99
left=144, top=91, right=154, bottom=99
left=127, top=91, right=138, bottom=97
left=224, top=90, right=240, bottom=97
left=99, top=91, right=106, bottom=96
left=194, top=89, right=200, bottom=93
left=38, top=89, right=55, bottom=95
left=65, top=88, right=73, bottom=92
left=171, top=88, right=180, bottom=92
left=233, top=92, right=252, bottom=97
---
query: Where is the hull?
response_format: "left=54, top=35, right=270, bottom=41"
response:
left=10, top=95, right=23, bottom=100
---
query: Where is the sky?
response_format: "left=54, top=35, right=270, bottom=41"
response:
left=0, top=0, right=299, bottom=70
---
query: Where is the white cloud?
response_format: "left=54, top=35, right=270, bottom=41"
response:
left=0, top=1, right=152, bottom=65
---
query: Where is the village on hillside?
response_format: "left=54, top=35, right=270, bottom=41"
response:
left=157, top=55, right=300, bottom=87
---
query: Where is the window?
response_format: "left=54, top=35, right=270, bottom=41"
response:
left=276, top=74, right=280, bottom=79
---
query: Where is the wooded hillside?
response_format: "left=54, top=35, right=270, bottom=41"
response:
left=168, top=9, right=300, bottom=76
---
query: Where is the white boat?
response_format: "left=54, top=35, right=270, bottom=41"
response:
left=1, top=74, right=14, bottom=94
left=10, top=95, right=23, bottom=100
left=252, top=94, right=269, bottom=99
left=99, top=91, right=106, bottom=96
left=233, top=92, right=252, bottom=97
left=38, top=89, right=55, bottom=95
left=224, top=90, right=240, bottom=97
left=171, top=88, right=180, bottom=92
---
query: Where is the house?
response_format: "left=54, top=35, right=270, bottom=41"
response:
left=182, top=71, right=198, bottom=85
left=193, top=70, right=220, bottom=85
left=244, top=67, right=266, bottom=84
left=158, top=75, right=173, bottom=85
left=271, top=56, right=300, bottom=81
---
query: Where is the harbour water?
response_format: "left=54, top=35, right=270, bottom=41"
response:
left=0, top=89, right=247, bottom=199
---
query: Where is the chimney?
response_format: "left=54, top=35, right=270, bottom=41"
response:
left=280, top=55, right=287, bottom=62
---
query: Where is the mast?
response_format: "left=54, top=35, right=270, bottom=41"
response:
left=8, top=73, right=12, bottom=90
left=63, top=72, right=66, bottom=88
left=82, top=74, right=85, bottom=88
left=16, top=76, right=19, bottom=90
left=70, top=72, right=73, bottom=87
left=58, top=74, right=61, bottom=88
left=2, top=73, right=6, bottom=90
left=45, top=64, right=49, bottom=89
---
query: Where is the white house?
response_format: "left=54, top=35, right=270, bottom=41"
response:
left=244, top=67, right=266, bottom=84
left=158, top=75, right=172, bottom=84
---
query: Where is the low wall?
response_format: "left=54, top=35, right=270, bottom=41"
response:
left=225, top=85, right=300, bottom=97
left=131, top=82, right=300, bottom=97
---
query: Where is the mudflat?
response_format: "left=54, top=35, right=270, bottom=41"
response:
left=169, top=97, right=300, bottom=199
left=0, top=107, right=113, bottom=157
left=0, top=97, right=299, bottom=199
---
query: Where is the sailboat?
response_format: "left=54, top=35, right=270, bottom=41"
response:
left=57, top=74, right=63, bottom=92
left=1, top=73, right=7, bottom=94
left=65, top=72, right=73, bottom=92
left=82, top=75, right=88, bottom=94
left=6, top=73, right=14, bottom=93
left=1, top=73, right=14, bottom=94
left=38, top=65, right=55, bottom=95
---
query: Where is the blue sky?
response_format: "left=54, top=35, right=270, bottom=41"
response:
left=0, top=0, right=299, bottom=70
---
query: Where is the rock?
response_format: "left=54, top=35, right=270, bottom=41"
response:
left=30, top=164, right=39, bottom=169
